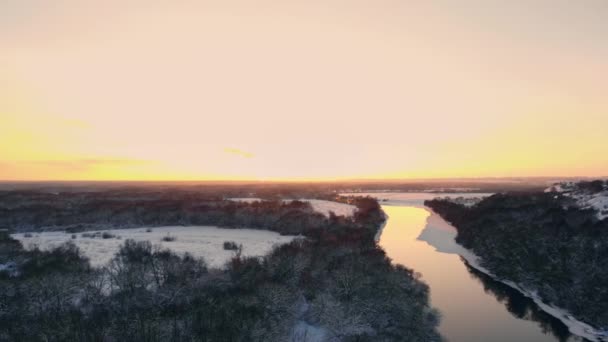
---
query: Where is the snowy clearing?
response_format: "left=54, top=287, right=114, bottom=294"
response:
left=227, top=198, right=357, bottom=218
left=304, top=199, right=356, bottom=218
left=12, top=226, right=297, bottom=269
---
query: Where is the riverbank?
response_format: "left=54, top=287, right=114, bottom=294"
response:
left=377, top=204, right=568, bottom=341
left=423, top=208, right=605, bottom=342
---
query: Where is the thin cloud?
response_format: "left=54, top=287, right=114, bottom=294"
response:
left=223, top=148, right=254, bottom=158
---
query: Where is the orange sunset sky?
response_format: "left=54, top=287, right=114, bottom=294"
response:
left=1, top=1, right=607, bottom=181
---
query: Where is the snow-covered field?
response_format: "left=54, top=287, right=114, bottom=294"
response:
left=227, top=198, right=357, bottom=218
left=12, top=226, right=297, bottom=269
left=305, top=199, right=356, bottom=217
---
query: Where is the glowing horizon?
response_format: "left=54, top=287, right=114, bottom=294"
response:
left=1, top=1, right=607, bottom=181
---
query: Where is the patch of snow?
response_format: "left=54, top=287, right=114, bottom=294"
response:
left=374, top=211, right=389, bottom=243
left=291, top=296, right=329, bottom=342
left=227, top=198, right=357, bottom=218
left=581, top=193, right=608, bottom=220
left=547, top=182, right=608, bottom=220
left=0, top=261, right=18, bottom=277
left=292, top=321, right=328, bottom=342
left=442, top=196, right=485, bottom=207
left=226, top=197, right=264, bottom=203
left=545, top=182, right=576, bottom=193
left=300, top=199, right=356, bottom=218
left=11, top=226, right=297, bottom=269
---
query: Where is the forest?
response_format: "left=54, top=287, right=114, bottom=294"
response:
left=426, top=181, right=608, bottom=330
left=0, top=191, right=442, bottom=341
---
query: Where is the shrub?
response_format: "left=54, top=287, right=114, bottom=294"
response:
left=71, top=234, right=77, bottom=239
left=24, top=233, right=33, bottom=238
left=161, top=234, right=176, bottom=242
left=579, top=180, right=605, bottom=193
left=21, top=241, right=90, bottom=276
left=146, top=228, right=153, bottom=233
left=223, top=241, right=240, bottom=250
left=115, top=239, right=154, bottom=263
left=102, top=232, right=116, bottom=239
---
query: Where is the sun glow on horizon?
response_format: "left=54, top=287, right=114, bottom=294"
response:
left=1, top=1, right=607, bottom=181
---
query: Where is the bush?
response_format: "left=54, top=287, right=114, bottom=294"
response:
left=20, top=241, right=90, bottom=276
left=24, top=233, right=33, bottom=238
left=146, top=228, right=153, bottom=233
left=102, top=232, right=116, bottom=239
left=579, top=180, right=605, bottom=193
left=71, top=234, right=77, bottom=239
left=161, top=234, right=176, bottom=242
left=223, top=241, right=240, bottom=250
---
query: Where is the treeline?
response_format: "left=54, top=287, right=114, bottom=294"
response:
left=0, top=190, right=374, bottom=236
left=0, top=196, right=442, bottom=341
left=0, top=178, right=549, bottom=196
left=426, top=188, right=608, bottom=330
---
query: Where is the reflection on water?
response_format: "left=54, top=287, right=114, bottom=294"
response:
left=462, top=261, right=581, bottom=342
left=378, top=204, right=582, bottom=342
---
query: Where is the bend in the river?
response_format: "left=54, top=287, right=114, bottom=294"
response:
left=343, top=192, right=586, bottom=342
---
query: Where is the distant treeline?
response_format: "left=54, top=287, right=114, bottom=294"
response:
left=0, top=178, right=552, bottom=196
left=0, top=190, right=368, bottom=236
left=0, top=193, right=442, bottom=341
left=426, top=185, right=608, bottom=330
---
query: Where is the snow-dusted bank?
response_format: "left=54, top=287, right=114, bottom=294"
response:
left=228, top=198, right=357, bottom=218
left=12, top=226, right=297, bottom=269
left=421, top=210, right=607, bottom=342
left=341, top=192, right=491, bottom=208
left=374, top=211, right=389, bottom=242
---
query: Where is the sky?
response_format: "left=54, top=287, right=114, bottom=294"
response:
left=1, top=0, right=607, bottom=181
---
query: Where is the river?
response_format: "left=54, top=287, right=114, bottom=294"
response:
left=343, top=192, right=585, bottom=342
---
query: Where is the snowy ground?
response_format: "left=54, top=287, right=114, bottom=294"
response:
left=292, top=321, right=328, bottom=342
left=304, top=199, right=356, bottom=217
left=12, top=226, right=297, bottom=269
left=227, top=198, right=357, bottom=218
left=546, top=182, right=608, bottom=220
left=585, top=195, right=608, bottom=220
